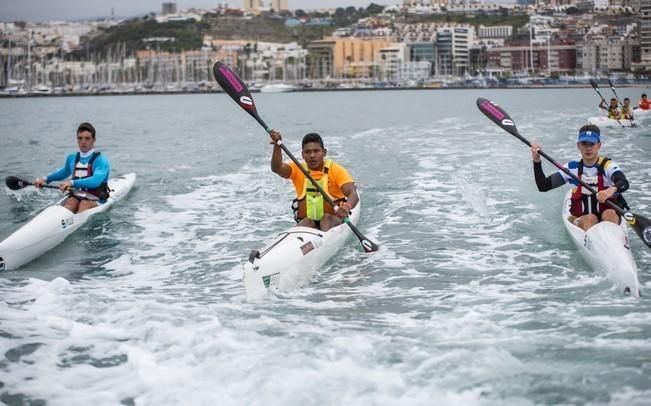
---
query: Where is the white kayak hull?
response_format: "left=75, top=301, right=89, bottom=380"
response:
left=0, top=173, right=136, bottom=271
left=633, top=107, right=651, bottom=120
left=561, top=191, right=640, bottom=297
left=243, top=201, right=361, bottom=300
left=587, top=116, right=636, bottom=128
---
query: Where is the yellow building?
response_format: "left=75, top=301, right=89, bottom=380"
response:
left=242, top=0, right=263, bottom=11
left=308, top=37, right=394, bottom=79
left=272, top=0, right=289, bottom=11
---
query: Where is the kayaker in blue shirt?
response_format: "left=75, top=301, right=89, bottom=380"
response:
left=34, top=122, right=111, bottom=213
left=531, top=124, right=629, bottom=231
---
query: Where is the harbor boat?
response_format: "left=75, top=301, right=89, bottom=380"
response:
left=243, top=200, right=361, bottom=300
left=561, top=190, right=640, bottom=297
left=587, top=116, right=637, bottom=128
left=259, top=83, right=295, bottom=93
left=0, top=173, right=136, bottom=271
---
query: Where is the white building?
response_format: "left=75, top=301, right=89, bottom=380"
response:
left=435, top=25, right=475, bottom=76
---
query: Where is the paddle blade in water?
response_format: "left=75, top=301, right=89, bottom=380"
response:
left=476, top=98, right=520, bottom=138
left=342, top=217, right=379, bottom=253
left=624, top=212, right=651, bottom=249
left=5, top=176, right=32, bottom=190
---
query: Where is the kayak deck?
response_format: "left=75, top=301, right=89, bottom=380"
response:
left=0, top=173, right=136, bottom=271
left=243, top=202, right=361, bottom=300
left=561, top=191, right=640, bottom=297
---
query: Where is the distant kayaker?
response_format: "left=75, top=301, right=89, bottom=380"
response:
left=269, top=130, right=359, bottom=231
left=621, top=97, right=633, bottom=120
left=599, top=97, right=621, bottom=120
left=34, top=122, right=111, bottom=213
left=638, top=93, right=650, bottom=110
left=531, top=125, right=629, bottom=231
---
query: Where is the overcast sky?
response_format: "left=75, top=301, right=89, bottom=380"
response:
left=0, top=0, right=391, bottom=22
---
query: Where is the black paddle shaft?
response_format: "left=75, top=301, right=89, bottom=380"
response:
left=476, top=98, right=625, bottom=214
left=212, top=61, right=379, bottom=252
left=476, top=97, right=651, bottom=248
left=5, top=176, right=59, bottom=191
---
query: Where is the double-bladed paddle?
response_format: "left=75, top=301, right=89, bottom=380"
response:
left=589, top=79, right=625, bottom=128
left=476, top=97, right=651, bottom=249
left=606, top=78, right=637, bottom=127
left=5, top=175, right=98, bottom=201
left=6, top=176, right=59, bottom=191
left=212, top=61, right=379, bottom=253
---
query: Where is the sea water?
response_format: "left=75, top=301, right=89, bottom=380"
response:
left=1, top=89, right=650, bottom=405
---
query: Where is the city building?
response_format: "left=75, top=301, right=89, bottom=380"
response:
left=161, top=2, right=177, bottom=15
left=478, top=25, right=513, bottom=40
left=487, top=39, right=578, bottom=75
left=308, top=37, right=394, bottom=79
left=271, top=0, right=289, bottom=11
left=377, top=44, right=408, bottom=81
left=243, top=0, right=264, bottom=11
left=641, top=0, right=651, bottom=70
left=582, top=36, right=636, bottom=73
left=435, top=25, right=475, bottom=76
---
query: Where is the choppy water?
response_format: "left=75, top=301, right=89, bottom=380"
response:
left=1, top=89, right=650, bottom=405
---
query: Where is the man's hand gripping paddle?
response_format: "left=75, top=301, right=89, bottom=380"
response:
left=212, top=61, right=379, bottom=253
left=476, top=97, right=651, bottom=249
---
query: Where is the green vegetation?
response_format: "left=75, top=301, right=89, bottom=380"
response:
left=85, top=18, right=205, bottom=54
left=77, top=8, right=530, bottom=56
left=202, top=14, right=337, bottom=47
left=406, top=12, right=530, bottom=30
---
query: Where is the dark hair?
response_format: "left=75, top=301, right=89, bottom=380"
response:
left=77, top=122, right=96, bottom=139
left=624, top=97, right=630, bottom=101
left=643, top=93, right=647, bottom=98
left=579, top=124, right=600, bottom=134
left=302, top=132, right=324, bottom=149
left=610, top=98, right=617, bottom=102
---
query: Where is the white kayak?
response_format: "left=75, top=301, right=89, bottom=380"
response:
left=0, top=173, right=136, bottom=271
left=587, top=116, right=637, bottom=128
left=633, top=107, right=651, bottom=120
left=561, top=190, right=640, bottom=297
left=243, top=201, right=361, bottom=300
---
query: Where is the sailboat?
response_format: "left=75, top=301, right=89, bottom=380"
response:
left=259, top=83, right=295, bottom=93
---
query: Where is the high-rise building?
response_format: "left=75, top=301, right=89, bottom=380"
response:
left=403, top=0, right=448, bottom=6
left=272, top=0, right=288, bottom=11
left=641, top=0, right=651, bottom=69
left=162, top=2, right=177, bottom=15
left=243, top=0, right=264, bottom=10
left=435, top=26, right=475, bottom=76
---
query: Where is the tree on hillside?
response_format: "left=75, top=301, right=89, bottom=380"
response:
left=295, top=9, right=307, bottom=18
left=367, top=3, right=385, bottom=14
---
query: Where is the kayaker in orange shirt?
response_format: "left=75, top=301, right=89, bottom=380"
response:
left=638, top=93, right=650, bottom=110
left=270, top=130, right=359, bottom=231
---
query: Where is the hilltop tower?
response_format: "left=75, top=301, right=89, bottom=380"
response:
left=271, top=0, right=288, bottom=11
left=243, top=0, right=264, bottom=10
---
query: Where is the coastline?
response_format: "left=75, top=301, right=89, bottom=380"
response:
left=1, top=83, right=650, bottom=98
